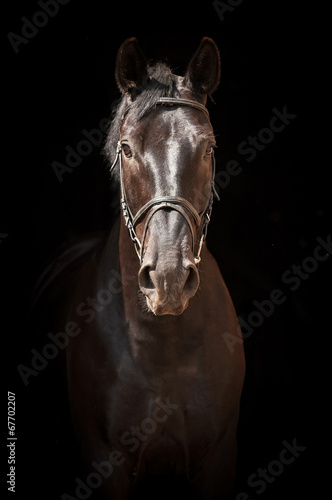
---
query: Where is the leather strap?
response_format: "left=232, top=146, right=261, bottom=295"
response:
left=132, top=196, right=201, bottom=227
left=139, top=202, right=196, bottom=262
left=156, top=97, right=210, bottom=119
left=122, top=97, right=210, bottom=121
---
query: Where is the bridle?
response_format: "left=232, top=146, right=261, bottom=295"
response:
left=109, top=97, right=220, bottom=265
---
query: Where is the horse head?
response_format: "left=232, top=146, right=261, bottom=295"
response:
left=108, top=37, right=221, bottom=316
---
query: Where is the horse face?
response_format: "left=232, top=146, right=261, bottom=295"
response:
left=120, top=105, right=216, bottom=315
left=114, top=37, right=220, bottom=316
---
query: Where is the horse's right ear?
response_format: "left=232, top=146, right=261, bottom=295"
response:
left=115, top=37, right=148, bottom=95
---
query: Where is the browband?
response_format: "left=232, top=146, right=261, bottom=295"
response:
left=121, top=97, right=210, bottom=121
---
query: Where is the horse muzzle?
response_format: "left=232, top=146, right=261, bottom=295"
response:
left=138, top=254, right=200, bottom=316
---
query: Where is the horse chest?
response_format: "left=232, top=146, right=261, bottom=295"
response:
left=104, top=369, right=225, bottom=479
left=106, top=341, right=226, bottom=451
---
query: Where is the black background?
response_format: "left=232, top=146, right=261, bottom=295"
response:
left=2, top=1, right=330, bottom=499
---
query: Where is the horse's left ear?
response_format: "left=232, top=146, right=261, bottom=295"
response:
left=184, top=37, right=221, bottom=96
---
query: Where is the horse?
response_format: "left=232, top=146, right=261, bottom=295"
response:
left=54, top=37, right=245, bottom=499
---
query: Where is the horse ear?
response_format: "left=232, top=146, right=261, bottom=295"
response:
left=115, top=37, right=148, bottom=94
left=185, top=37, right=221, bottom=96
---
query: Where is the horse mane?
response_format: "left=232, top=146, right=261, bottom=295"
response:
left=103, top=62, right=179, bottom=181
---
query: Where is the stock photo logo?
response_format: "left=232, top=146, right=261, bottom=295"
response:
left=7, top=0, right=71, bottom=54
left=237, top=106, right=297, bottom=162
left=223, top=234, right=331, bottom=353
left=213, top=0, right=245, bottom=23
left=17, top=269, right=135, bottom=386
left=236, top=438, right=307, bottom=499
left=51, top=118, right=110, bottom=182
left=201, top=105, right=297, bottom=199
left=61, top=397, right=180, bottom=500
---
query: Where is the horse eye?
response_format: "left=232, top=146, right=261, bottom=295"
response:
left=122, top=144, right=132, bottom=158
left=205, top=145, right=215, bottom=156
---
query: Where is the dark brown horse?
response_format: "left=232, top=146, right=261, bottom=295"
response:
left=58, top=37, right=245, bottom=499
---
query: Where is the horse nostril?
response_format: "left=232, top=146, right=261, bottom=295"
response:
left=138, top=265, right=155, bottom=291
left=183, top=264, right=200, bottom=298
